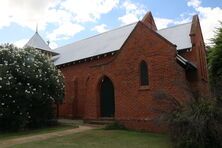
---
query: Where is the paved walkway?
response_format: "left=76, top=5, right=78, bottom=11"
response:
left=0, top=125, right=98, bottom=148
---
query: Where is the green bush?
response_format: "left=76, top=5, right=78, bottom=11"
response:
left=0, top=44, right=64, bottom=131
left=168, top=98, right=222, bottom=148
left=207, top=22, right=222, bottom=98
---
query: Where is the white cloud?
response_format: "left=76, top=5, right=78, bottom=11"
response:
left=60, top=0, right=119, bottom=23
left=92, top=24, right=108, bottom=33
left=187, top=0, right=201, bottom=8
left=118, top=1, right=146, bottom=25
left=118, top=1, right=174, bottom=30
left=155, top=0, right=221, bottom=45
left=187, top=0, right=222, bottom=45
left=2, top=0, right=221, bottom=48
left=47, top=23, right=85, bottom=41
left=14, top=38, right=29, bottom=48
left=173, top=18, right=191, bottom=25
left=49, top=41, right=58, bottom=49
left=46, top=0, right=118, bottom=43
left=0, top=0, right=58, bottom=31
left=119, top=13, right=140, bottom=25
left=197, top=6, right=222, bottom=45
left=0, top=0, right=119, bottom=45
left=155, top=18, right=174, bottom=29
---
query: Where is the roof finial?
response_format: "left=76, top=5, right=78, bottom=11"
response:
left=36, top=23, right=38, bottom=33
left=47, top=40, right=50, bottom=45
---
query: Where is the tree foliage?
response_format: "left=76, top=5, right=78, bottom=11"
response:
left=208, top=22, right=222, bottom=97
left=0, top=44, right=64, bottom=131
left=168, top=98, right=222, bottom=148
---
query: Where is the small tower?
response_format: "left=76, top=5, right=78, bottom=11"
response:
left=24, top=27, right=58, bottom=57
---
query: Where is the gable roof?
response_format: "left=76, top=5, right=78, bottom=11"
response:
left=53, top=21, right=193, bottom=66
left=25, top=32, right=57, bottom=54
left=54, top=22, right=137, bottom=66
left=157, top=22, right=192, bottom=50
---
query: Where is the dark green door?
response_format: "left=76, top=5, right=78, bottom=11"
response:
left=100, top=76, right=115, bottom=117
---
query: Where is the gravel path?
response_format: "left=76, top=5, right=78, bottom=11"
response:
left=0, top=125, right=97, bottom=148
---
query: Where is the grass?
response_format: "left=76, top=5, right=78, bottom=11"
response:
left=0, top=123, right=78, bottom=141
left=12, top=129, right=171, bottom=148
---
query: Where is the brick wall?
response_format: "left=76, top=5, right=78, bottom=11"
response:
left=58, top=21, right=195, bottom=132
left=179, top=15, right=210, bottom=98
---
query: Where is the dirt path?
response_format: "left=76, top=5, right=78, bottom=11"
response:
left=0, top=125, right=98, bottom=148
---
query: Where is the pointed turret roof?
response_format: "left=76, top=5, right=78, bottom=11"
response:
left=25, top=31, right=58, bottom=55
left=25, top=32, right=50, bottom=51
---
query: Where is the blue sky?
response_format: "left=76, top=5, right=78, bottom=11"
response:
left=0, top=0, right=221, bottom=49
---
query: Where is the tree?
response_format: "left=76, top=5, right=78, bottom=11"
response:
left=168, top=98, right=222, bottom=148
left=208, top=22, right=222, bottom=98
left=0, top=44, right=64, bottom=131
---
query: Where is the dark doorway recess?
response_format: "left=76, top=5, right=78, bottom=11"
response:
left=100, top=76, right=115, bottom=117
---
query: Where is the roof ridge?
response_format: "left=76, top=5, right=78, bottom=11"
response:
left=55, top=22, right=138, bottom=50
left=158, top=22, right=192, bottom=31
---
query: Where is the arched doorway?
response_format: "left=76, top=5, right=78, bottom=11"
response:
left=100, top=76, right=115, bottom=117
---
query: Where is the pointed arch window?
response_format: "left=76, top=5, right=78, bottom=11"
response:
left=140, top=60, right=149, bottom=86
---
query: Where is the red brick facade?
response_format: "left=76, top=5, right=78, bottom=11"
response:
left=57, top=13, right=209, bottom=132
left=179, top=15, right=209, bottom=98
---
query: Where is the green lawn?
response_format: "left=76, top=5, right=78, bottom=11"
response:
left=0, top=124, right=77, bottom=141
left=12, top=129, right=171, bottom=148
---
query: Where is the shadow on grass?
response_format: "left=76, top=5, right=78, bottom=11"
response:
left=0, top=123, right=78, bottom=140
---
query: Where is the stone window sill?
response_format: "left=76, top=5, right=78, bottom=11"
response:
left=139, top=85, right=150, bottom=91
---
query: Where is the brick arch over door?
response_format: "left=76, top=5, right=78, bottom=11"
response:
left=98, top=75, right=115, bottom=117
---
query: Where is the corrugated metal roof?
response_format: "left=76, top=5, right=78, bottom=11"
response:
left=176, top=54, right=197, bottom=70
left=25, top=32, right=54, bottom=53
left=53, top=21, right=193, bottom=66
left=157, top=22, right=192, bottom=50
left=54, top=22, right=137, bottom=66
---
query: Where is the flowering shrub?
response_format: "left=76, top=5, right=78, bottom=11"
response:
left=0, top=44, right=64, bottom=131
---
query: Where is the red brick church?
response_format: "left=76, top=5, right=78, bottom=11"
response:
left=26, top=12, right=209, bottom=132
